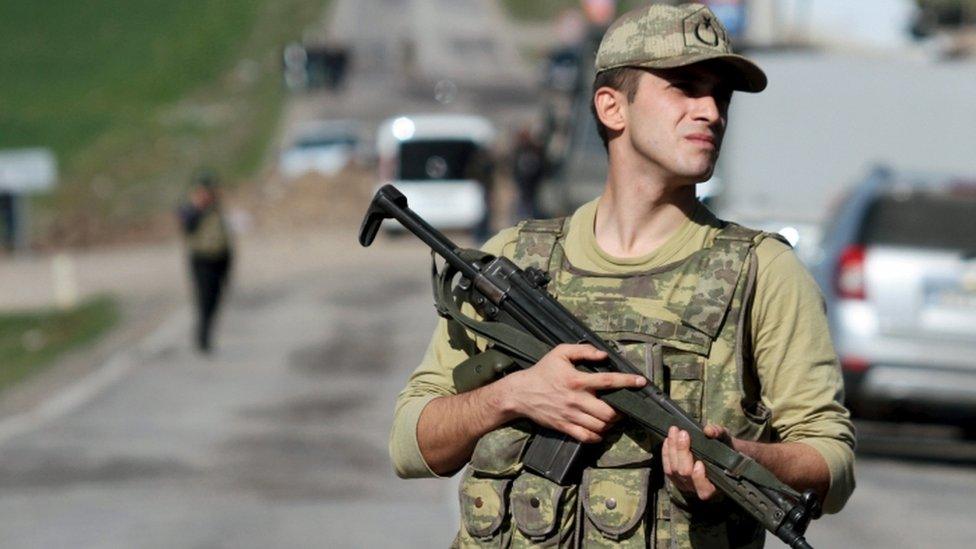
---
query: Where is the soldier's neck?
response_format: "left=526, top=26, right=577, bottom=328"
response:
left=596, top=161, right=698, bottom=259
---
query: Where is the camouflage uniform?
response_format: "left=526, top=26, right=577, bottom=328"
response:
left=454, top=214, right=777, bottom=548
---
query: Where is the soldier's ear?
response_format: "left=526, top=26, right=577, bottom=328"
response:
left=594, top=87, right=627, bottom=134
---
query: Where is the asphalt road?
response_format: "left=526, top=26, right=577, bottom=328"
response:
left=0, top=235, right=459, bottom=548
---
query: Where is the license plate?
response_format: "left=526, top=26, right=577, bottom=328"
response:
left=926, top=280, right=976, bottom=309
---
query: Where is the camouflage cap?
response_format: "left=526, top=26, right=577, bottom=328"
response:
left=595, top=3, right=767, bottom=93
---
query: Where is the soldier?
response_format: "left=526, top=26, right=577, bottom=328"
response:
left=468, top=145, right=498, bottom=244
left=178, top=170, right=233, bottom=353
left=391, top=4, right=855, bottom=547
left=511, top=126, right=547, bottom=222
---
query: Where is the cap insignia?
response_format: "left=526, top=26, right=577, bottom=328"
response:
left=683, top=9, right=727, bottom=49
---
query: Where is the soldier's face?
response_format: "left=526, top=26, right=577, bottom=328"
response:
left=191, top=187, right=215, bottom=208
left=624, top=65, right=732, bottom=183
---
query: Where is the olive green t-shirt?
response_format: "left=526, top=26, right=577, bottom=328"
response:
left=390, top=199, right=855, bottom=514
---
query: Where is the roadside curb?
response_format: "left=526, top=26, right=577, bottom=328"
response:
left=0, top=298, right=185, bottom=444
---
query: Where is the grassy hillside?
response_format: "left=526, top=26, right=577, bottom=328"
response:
left=0, top=0, right=329, bottom=246
left=0, top=1, right=261, bottom=161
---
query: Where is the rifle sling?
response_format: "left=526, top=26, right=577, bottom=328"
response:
left=433, top=259, right=550, bottom=364
left=432, top=254, right=799, bottom=499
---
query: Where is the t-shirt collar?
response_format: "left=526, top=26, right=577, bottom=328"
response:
left=577, top=197, right=706, bottom=269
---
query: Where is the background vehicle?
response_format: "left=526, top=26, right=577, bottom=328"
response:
left=376, top=114, right=495, bottom=231
left=279, top=120, right=360, bottom=178
left=814, top=167, right=976, bottom=436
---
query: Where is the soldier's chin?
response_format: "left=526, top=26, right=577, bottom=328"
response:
left=680, top=164, right=715, bottom=183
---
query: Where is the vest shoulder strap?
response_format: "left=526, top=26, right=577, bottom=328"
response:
left=713, top=222, right=793, bottom=248
left=512, top=217, right=569, bottom=272
left=680, top=222, right=770, bottom=339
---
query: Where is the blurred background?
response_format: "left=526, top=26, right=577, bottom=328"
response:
left=1, top=0, right=975, bottom=547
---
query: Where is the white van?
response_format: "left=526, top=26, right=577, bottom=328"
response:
left=376, top=114, right=495, bottom=230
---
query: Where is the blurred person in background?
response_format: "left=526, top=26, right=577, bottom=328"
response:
left=178, top=170, right=232, bottom=354
left=467, top=145, right=496, bottom=243
left=390, top=3, right=854, bottom=547
left=0, top=192, right=14, bottom=251
left=511, top=125, right=547, bottom=222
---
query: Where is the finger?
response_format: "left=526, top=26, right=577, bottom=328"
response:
left=561, top=423, right=602, bottom=444
left=661, top=436, right=673, bottom=475
left=691, top=461, right=717, bottom=500
left=667, top=427, right=681, bottom=477
left=675, top=430, right=695, bottom=476
left=575, top=397, right=619, bottom=423
left=579, top=371, right=647, bottom=391
left=704, top=424, right=732, bottom=445
left=704, top=424, right=728, bottom=440
left=554, top=344, right=607, bottom=361
left=568, top=411, right=609, bottom=434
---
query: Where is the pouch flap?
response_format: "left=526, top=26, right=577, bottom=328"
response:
left=469, top=422, right=532, bottom=477
left=593, top=426, right=655, bottom=468
left=557, top=294, right=712, bottom=355
left=582, top=467, right=650, bottom=540
left=459, top=469, right=511, bottom=540
left=511, top=471, right=567, bottom=540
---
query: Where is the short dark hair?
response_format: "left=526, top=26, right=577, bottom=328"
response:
left=590, top=67, right=643, bottom=151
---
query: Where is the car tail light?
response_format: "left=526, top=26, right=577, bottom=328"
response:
left=836, top=245, right=866, bottom=300
left=840, top=356, right=870, bottom=373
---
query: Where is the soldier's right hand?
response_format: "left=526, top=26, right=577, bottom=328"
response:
left=500, top=344, right=646, bottom=443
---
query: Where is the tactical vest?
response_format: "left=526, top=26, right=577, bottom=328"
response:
left=454, top=216, right=780, bottom=549
left=187, top=208, right=230, bottom=258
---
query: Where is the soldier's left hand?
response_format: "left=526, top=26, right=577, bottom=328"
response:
left=661, top=424, right=734, bottom=501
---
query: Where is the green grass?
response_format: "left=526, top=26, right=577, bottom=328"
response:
left=0, top=0, right=264, bottom=166
left=0, top=0, right=330, bottom=245
left=0, top=296, right=120, bottom=391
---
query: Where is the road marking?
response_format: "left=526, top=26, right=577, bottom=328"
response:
left=0, top=309, right=186, bottom=446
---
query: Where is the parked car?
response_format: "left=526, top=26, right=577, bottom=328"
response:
left=813, top=167, right=976, bottom=436
left=376, top=114, right=495, bottom=231
left=279, top=120, right=360, bottom=178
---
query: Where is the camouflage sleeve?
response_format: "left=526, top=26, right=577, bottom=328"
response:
left=749, top=238, right=856, bottom=514
left=389, top=227, right=521, bottom=478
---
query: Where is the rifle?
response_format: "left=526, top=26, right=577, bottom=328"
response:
left=360, top=185, right=820, bottom=549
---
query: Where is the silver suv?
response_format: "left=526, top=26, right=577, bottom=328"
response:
left=814, top=167, right=976, bottom=436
